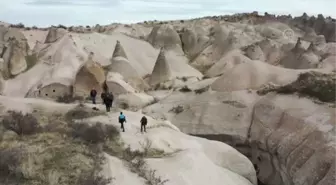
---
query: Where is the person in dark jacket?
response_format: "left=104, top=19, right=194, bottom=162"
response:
left=119, top=112, right=126, bottom=132
left=140, top=116, right=147, bottom=133
left=90, top=88, right=97, bottom=104
left=102, top=92, right=114, bottom=112
left=101, top=92, right=106, bottom=105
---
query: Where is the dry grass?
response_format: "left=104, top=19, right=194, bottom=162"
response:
left=65, top=104, right=105, bottom=121
left=0, top=105, right=170, bottom=185
left=1, top=111, right=41, bottom=136
left=179, top=86, right=192, bottom=92
left=169, top=105, right=184, bottom=114
left=117, top=139, right=168, bottom=185
left=68, top=122, right=120, bottom=144
left=56, top=94, right=84, bottom=103
left=0, top=109, right=114, bottom=185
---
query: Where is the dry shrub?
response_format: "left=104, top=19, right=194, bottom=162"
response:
left=0, top=146, right=25, bottom=180
left=42, top=120, right=68, bottom=135
left=122, top=144, right=168, bottom=185
left=65, top=106, right=94, bottom=121
left=69, top=122, right=119, bottom=144
left=169, top=105, right=184, bottom=114
left=179, top=86, right=192, bottom=92
left=1, top=111, right=41, bottom=135
left=119, top=102, right=130, bottom=109
left=56, top=94, right=83, bottom=103
left=77, top=171, right=111, bottom=185
left=194, top=86, right=209, bottom=94
left=122, top=145, right=145, bottom=161
left=146, top=170, right=169, bottom=185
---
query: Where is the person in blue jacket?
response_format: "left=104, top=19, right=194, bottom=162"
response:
left=118, top=112, right=126, bottom=132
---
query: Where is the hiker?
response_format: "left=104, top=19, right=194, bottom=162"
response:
left=90, top=88, right=97, bottom=104
left=101, top=92, right=106, bottom=105
left=119, top=112, right=126, bottom=132
left=140, top=116, right=147, bottom=133
left=102, top=92, right=114, bottom=112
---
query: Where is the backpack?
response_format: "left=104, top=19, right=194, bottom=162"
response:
left=106, top=92, right=114, bottom=101
left=119, top=114, right=125, bottom=122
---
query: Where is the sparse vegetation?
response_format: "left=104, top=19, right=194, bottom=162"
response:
left=0, top=109, right=113, bottom=185
left=119, top=102, right=130, bottom=109
left=169, top=105, right=184, bottom=114
left=194, top=86, right=209, bottom=94
left=65, top=105, right=105, bottom=121
left=56, top=94, right=84, bottom=103
left=57, top=24, right=67, bottom=30
left=10, top=23, right=25, bottom=28
left=257, top=71, right=336, bottom=103
left=0, top=146, right=25, bottom=182
left=0, top=102, right=169, bottom=185
left=68, top=122, right=119, bottom=144
left=179, top=86, right=192, bottom=92
left=114, top=139, right=168, bottom=185
left=1, top=111, right=41, bottom=136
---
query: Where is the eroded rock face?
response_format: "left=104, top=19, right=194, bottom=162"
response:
left=249, top=94, right=335, bottom=185
left=147, top=24, right=182, bottom=49
left=2, top=37, right=28, bottom=77
left=74, top=54, right=105, bottom=97
left=243, top=44, right=265, bottom=61
left=257, top=71, right=336, bottom=103
left=143, top=90, right=336, bottom=185
left=112, top=40, right=128, bottom=59
left=44, top=27, right=67, bottom=43
left=0, top=28, right=30, bottom=78
left=180, top=27, right=210, bottom=58
left=149, top=48, right=172, bottom=86
left=279, top=38, right=314, bottom=69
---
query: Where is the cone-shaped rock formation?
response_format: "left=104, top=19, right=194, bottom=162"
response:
left=112, top=40, right=128, bottom=59
left=44, top=27, right=67, bottom=44
left=279, top=37, right=309, bottom=69
left=149, top=48, right=172, bottom=86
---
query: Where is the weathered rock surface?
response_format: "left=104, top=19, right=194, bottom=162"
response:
left=149, top=48, right=173, bottom=86
left=143, top=90, right=336, bottom=185
left=147, top=24, right=182, bottom=50
left=257, top=71, right=336, bottom=103
left=73, top=52, right=105, bottom=97
left=44, top=27, right=67, bottom=43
